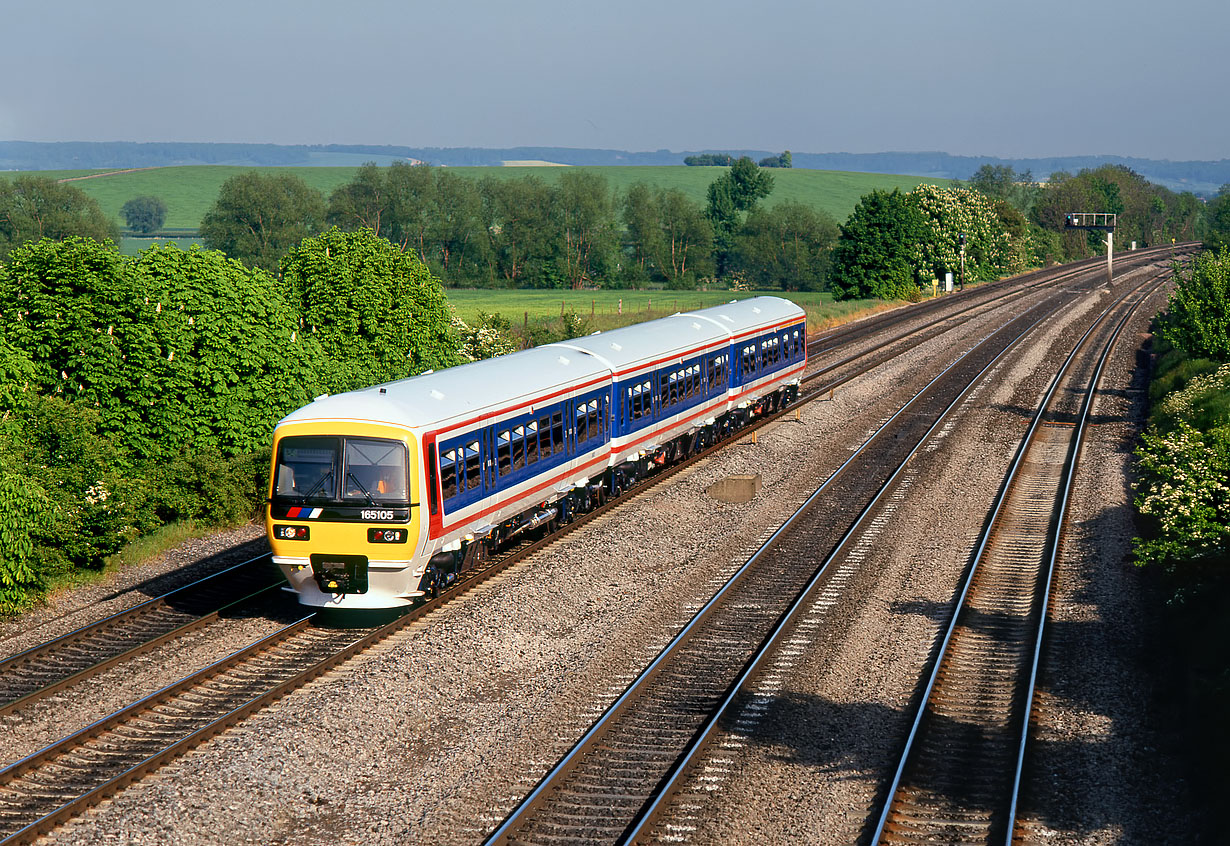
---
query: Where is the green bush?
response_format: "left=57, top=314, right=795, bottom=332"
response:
left=1160, top=249, right=1230, bottom=363
left=146, top=445, right=271, bottom=527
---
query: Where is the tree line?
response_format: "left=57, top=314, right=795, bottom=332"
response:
left=1, top=161, right=1216, bottom=305
left=196, top=157, right=838, bottom=292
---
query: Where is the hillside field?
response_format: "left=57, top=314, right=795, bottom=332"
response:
left=443, top=288, right=897, bottom=334
left=28, top=165, right=955, bottom=232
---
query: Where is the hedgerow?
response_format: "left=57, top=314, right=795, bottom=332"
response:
left=0, top=234, right=464, bottom=612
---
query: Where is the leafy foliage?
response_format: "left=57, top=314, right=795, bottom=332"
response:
left=120, top=195, right=168, bottom=234
left=1204, top=187, right=1230, bottom=252
left=706, top=157, right=775, bottom=276
left=0, top=238, right=316, bottom=458
left=828, top=189, right=926, bottom=300
left=1159, top=249, right=1230, bottom=362
left=909, top=184, right=1032, bottom=282
left=279, top=228, right=464, bottom=392
left=622, top=184, right=714, bottom=289
left=758, top=151, right=792, bottom=169
left=200, top=171, right=325, bottom=273
left=0, top=176, right=118, bottom=260
left=683, top=154, right=735, bottom=166
left=455, top=312, right=519, bottom=361
left=968, top=164, right=1039, bottom=215
left=733, top=201, right=837, bottom=291
left=1031, top=165, right=1201, bottom=259
left=556, top=171, right=618, bottom=290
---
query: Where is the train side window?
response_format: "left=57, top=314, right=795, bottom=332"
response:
left=575, top=403, right=588, bottom=444
left=630, top=382, right=647, bottom=421
left=464, top=441, right=481, bottom=491
left=497, top=430, right=511, bottom=477
left=507, top=425, right=522, bottom=470
left=552, top=412, right=565, bottom=454
left=536, top=415, right=551, bottom=457
left=587, top=399, right=600, bottom=438
left=526, top=420, right=539, bottom=464
left=440, top=449, right=458, bottom=500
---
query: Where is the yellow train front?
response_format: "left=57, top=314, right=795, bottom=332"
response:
left=266, top=418, right=426, bottom=610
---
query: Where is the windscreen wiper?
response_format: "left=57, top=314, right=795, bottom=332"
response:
left=301, top=470, right=334, bottom=500
left=346, top=472, right=376, bottom=504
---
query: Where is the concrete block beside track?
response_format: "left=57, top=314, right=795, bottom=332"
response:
left=706, top=474, right=762, bottom=503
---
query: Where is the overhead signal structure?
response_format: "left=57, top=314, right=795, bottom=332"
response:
left=1065, top=213, right=1117, bottom=286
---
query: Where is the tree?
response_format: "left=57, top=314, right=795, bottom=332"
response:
left=427, top=170, right=490, bottom=285
left=480, top=176, right=560, bottom=287
left=0, top=176, right=118, bottom=259
left=733, top=201, right=837, bottom=291
left=555, top=170, right=617, bottom=289
left=684, top=154, right=734, bottom=166
left=908, top=184, right=1031, bottom=283
left=279, top=228, right=465, bottom=391
left=120, top=195, right=168, bottom=234
left=758, top=151, right=793, bottom=168
left=828, top=189, right=926, bottom=300
left=623, top=185, right=714, bottom=289
left=0, top=237, right=318, bottom=459
left=326, top=162, right=490, bottom=285
left=1159, top=248, right=1230, bottom=362
left=706, top=157, right=774, bottom=277
left=200, top=171, right=325, bottom=273
left=1030, top=165, right=1202, bottom=260
left=1203, top=187, right=1230, bottom=251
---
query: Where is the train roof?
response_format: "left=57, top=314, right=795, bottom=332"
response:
left=551, top=296, right=804, bottom=373
left=277, top=344, right=610, bottom=432
left=274, top=296, right=805, bottom=434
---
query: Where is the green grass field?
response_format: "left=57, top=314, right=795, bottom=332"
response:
left=32, top=165, right=954, bottom=232
left=443, top=288, right=898, bottom=334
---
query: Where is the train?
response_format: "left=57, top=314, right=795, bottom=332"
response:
left=265, top=296, right=807, bottom=611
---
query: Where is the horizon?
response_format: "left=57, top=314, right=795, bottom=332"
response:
left=3, top=140, right=1224, bottom=166
left=2, top=1, right=1223, bottom=162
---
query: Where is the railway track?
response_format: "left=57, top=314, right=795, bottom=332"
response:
left=868, top=266, right=1174, bottom=845
left=0, top=246, right=1190, bottom=844
left=483, top=287, right=1091, bottom=844
left=0, top=558, right=283, bottom=717
left=482, top=254, right=1189, bottom=845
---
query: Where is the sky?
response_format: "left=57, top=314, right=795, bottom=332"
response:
left=2, top=0, right=1224, bottom=161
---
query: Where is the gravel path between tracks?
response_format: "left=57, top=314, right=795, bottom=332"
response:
left=9, top=264, right=1205, bottom=845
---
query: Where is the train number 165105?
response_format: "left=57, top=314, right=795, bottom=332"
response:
left=361, top=509, right=396, bottom=521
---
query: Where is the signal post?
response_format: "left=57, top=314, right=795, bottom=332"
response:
left=1065, top=213, right=1117, bottom=286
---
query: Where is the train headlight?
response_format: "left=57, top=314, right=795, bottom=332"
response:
left=367, top=528, right=408, bottom=544
left=274, top=525, right=310, bottom=541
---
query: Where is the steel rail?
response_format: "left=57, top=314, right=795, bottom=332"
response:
left=484, top=294, right=1070, bottom=845
left=868, top=269, right=1171, bottom=845
left=0, top=556, right=281, bottom=716
left=1002, top=268, right=1174, bottom=843
left=621, top=283, right=1078, bottom=845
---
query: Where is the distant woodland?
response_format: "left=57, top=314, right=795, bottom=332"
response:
left=3, top=142, right=1229, bottom=195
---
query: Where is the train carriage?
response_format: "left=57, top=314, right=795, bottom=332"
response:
left=267, top=297, right=807, bottom=612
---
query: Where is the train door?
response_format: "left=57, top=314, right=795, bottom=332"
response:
left=482, top=427, right=497, bottom=495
